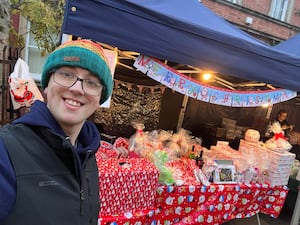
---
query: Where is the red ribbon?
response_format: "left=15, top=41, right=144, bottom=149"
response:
left=274, top=132, right=288, bottom=140
left=136, top=130, right=144, bottom=135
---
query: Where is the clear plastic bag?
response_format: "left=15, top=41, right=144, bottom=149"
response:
left=8, top=58, right=44, bottom=109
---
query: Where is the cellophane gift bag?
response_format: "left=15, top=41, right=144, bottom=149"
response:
left=8, top=58, right=44, bottom=109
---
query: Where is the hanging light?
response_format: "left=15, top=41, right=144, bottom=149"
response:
left=202, top=73, right=212, bottom=81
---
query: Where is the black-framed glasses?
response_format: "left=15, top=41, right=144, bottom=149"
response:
left=52, top=69, right=103, bottom=96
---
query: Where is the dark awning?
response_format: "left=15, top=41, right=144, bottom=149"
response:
left=62, top=0, right=300, bottom=91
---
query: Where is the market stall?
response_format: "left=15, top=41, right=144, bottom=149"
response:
left=60, top=1, right=300, bottom=224
left=95, top=124, right=295, bottom=225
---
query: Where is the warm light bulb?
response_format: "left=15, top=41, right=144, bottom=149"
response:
left=261, top=103, right=269, bottom=108
left=202, top=73, right=212, bottom=80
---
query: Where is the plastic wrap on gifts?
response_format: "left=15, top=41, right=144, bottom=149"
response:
left=238, top=140, right=269, bottom=172
left=269, top=164, right=294, bottom=175
left=266, top=148, right=295, bottom=166
left=264, top=149, right=295, bottom=186
left=210, top=145, right=241, bottom=160
left=8, top=58, right=44, bottom=109
left=210, top=144, right=246, bottom=173
left=97, top=158, right=159, bottom=216
left=213, top=143, right=242, bottom=160
left=264, top=175, right=290, bottom=187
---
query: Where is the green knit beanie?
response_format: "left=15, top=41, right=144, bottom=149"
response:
left=41, top=39, right=113, bottom=104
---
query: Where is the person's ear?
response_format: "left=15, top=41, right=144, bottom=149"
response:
left=44, top=87, right=48, bottom=95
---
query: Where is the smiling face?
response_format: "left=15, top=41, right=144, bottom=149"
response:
left=44, top=66, right=101, bottom=131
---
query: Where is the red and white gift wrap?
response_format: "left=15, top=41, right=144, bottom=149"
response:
left=96, top=141, right=118, bottom=159
left=155, top=183, right=288, bottom=225
left=97, top=158, right=159, bottom=216
left=98, top=183, right=288, bottom=225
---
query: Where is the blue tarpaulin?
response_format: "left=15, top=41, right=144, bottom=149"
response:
left=62, top=0, right=300, bottom=91
left=273, top=32, right=300, bottom=56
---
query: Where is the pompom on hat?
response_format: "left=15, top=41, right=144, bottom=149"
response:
left=41, top=39, right=113, bottom=104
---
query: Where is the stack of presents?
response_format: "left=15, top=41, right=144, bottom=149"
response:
left=96, top=121, right=296, bottom=224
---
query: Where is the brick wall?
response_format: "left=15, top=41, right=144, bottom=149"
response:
left=201, top=0, right=300, bottom=42
left=242, top=0, right=272, bottom=14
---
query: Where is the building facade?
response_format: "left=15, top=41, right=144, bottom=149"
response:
left=202, top=0, right=300, bottom=44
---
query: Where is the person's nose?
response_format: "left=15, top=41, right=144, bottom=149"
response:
left=69, top=79, right=85, bottom=94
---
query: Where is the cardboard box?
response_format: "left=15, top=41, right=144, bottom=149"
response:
left=221, top=117, right=236, bottom=129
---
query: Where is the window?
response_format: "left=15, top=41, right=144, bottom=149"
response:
left=24, top=22, right=54, bottom=82
left=25, top=33, right=48, bottom=81
left=226, top=0, right=243, bottom=4
left=270, top=0, right=289, bottom=21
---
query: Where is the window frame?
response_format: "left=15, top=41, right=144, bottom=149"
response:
left=269, top=0, right=290, bottom=21
left=225, top=0, right=243, bottom=5
left=24, top=21, right=49, bottom=82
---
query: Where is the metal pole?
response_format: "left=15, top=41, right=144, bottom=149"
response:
left=176, top=94, right=189, bottom=131
left=256, top=214, right=261, bottom=225
left=290, top=167, right=300, bottom=225
left=290, top=188, right=300, bottom=225
left=266, top=104, right=273, bottom=119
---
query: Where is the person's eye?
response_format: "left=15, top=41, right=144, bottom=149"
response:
left=85, top=80, right=101, bottom=88
left=59, top=71, right=75, bottom=79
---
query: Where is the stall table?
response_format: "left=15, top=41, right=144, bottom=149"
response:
left=99, top=183, right=288, bottom=225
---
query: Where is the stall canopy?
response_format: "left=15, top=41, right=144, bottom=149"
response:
left=62, top=0, right=300, bottom=91
left=273, top=32, right=300, bottom=56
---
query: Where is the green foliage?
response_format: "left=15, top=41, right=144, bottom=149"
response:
left=9, top=26, right=25, bottom=48
left=10, top=0, right=65, bottom=53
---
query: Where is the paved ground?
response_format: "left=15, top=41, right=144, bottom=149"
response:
left=222, top=204, right=293, bottom=225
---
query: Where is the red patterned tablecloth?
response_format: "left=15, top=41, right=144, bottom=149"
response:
left=99, top=183, right=289, bottom=225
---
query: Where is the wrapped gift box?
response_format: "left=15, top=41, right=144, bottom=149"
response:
left=265, top=175, right=290, bottom=187
left=97, top=158, right=159, bottom=216
left=264, top=149, right=295, bottom=186
left=266, top=148, right=295, bottom=166
left=239, top=139, right=295, bottom=186
left=269, top=165, right=293, bottom=175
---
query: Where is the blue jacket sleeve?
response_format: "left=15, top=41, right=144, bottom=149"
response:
left=0, top=138, right=16, bottom=220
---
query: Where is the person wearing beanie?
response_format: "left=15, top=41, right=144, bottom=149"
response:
left=0, top=39, right=113, bottom=225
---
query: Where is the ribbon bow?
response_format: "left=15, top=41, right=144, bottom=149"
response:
left=136, top=130, right=144, bottom=135
left=274, top=132, right=288, bottom=140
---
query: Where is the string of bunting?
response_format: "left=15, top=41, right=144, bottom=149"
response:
left=133, top=55, right=297, bottom=107
left=114, top=79, right=166, bottom=94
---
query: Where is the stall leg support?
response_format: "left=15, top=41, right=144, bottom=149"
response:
left=256, top=214, right=261, bottom=225
left=290, top=189, right=300, bottom=225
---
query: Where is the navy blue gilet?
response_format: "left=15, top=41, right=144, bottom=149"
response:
left=0, top=124, right=100, bottom=225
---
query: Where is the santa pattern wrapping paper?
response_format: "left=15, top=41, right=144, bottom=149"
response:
left=98, top=183, right=288, bottom=225
left=154, top=183, right=288, bottom=225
